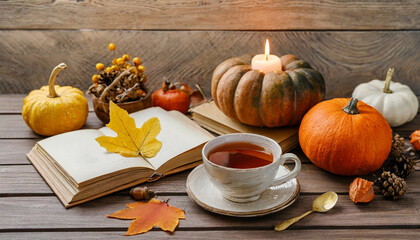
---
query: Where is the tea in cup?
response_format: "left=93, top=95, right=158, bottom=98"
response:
left=202, top=133, right=301, bottom=203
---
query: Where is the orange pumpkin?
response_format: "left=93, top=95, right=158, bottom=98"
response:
left=211, top=55, right=325, bottom=127
left=299, top=98, right=392, bottom=175
left=410, top=130, right=420, bottom=151
left=152, top=81, right=190, bottom=114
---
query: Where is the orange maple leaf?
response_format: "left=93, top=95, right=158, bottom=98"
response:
left=107, top=198, right=185, bottom=236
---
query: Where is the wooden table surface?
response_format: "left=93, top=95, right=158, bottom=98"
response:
left=0, top=94, right=419, bottom=239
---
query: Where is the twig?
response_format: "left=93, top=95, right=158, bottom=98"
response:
left=116, top=83, right=140, bottom=102
left=100, top=67, right=135, bottom=102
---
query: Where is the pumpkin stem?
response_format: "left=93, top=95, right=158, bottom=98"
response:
left=342, top=97, right=360, bottom=115
left=383, top=67, right=394, bottom=93
left=162, top=80, right=171, bottom=93
left=48, top=63, right=67, bottom=98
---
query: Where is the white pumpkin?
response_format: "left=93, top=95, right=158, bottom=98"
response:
left=352, top=68, right=418, bottom=127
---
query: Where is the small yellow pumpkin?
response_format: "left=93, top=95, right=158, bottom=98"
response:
left=22, top=63, right=88, bottom=136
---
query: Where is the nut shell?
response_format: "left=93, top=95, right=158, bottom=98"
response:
left=130, top=187, right=155, bottom=200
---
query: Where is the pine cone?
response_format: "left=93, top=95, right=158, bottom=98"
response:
left=382, top=155, right=415, bottom=179
left=390, top=134, right=405, bottom=158
left=374, top=171, right=407, bottom=200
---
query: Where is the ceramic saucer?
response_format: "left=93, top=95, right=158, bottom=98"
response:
left=186, top=164, right=300, bottom=217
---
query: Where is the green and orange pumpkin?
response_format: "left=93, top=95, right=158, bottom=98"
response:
left=211, top=54, right=325, bottom=127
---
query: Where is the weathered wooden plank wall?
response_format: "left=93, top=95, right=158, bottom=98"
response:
left=1, top=31, right=419, bottom=96
left=0, top=0, right=419, bottom=97
left=0, top=0, right=419, bottom=30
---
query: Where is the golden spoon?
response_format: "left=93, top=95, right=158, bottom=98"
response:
left=275, top=191, right=338, bottom=231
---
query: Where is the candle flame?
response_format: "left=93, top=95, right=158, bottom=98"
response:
left=265, top=39, right=270, bottom=61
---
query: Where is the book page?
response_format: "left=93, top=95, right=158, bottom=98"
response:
left=99, top=107, right=214, bottom=171
left=37, top=129, right=153, bottom=184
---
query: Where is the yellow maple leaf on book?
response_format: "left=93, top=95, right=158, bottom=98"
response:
left=96, top=101, right=162, bottom=158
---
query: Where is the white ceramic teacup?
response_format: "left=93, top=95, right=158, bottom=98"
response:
left=202, top=133, right=301, bottom=203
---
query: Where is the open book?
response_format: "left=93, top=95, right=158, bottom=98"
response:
left=190, top=101, right=298, bottom=153
left=27, top=107, right=214, bottom=208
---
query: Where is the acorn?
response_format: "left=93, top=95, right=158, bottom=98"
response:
left=130, top=186, right=155, bottom=200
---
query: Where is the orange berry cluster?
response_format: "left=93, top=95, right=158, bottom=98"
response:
left=88, top=43, right=148, bottom=103
left=91, top=43, right=146, bottom=86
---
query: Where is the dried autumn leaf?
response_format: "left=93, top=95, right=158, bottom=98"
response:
left=190, top=83, right=208, bottom=107
left=107, top=198, right=185, bottom=236
left=96, top=101, right=162, bottom=158
left=190, top=90, right=206, bottom=107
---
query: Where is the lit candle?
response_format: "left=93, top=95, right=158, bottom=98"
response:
left=251, top=39, right=282, bottom=73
